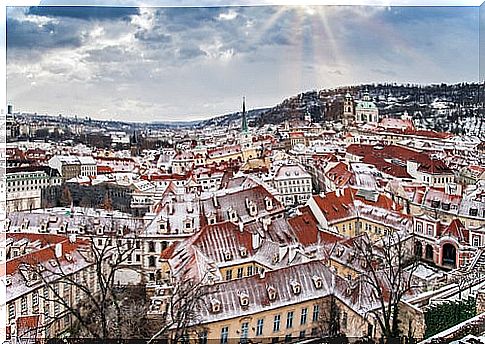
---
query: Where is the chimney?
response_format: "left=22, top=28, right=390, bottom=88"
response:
left=288, top=245, right=298, bottom=263
left=262, top=217, right=271, bottom=231
left=335, top=188, right=343, bottom=197
left=55, top=243, right=63, bottom=258
left=252, top=232, right=261, bottom=250
left=238, top=221, right=244, bottom=233
left=168, top=199, right=174, bottom=215
left=213, top=193, right=219, bottom=208
left=278, top=244, right=287, bottom=262
left=68, top=234, right=76, bottom=243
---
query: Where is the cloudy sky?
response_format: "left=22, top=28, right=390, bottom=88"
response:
left=6, top=4, right=482, bottom=122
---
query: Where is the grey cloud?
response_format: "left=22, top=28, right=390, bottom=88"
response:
left=27, top=6, right=139, bottom=21
left=7, top=17, right=83, bottom=50
left=84, top=46, right=138, bottom=63
left=178, top=46, right=207, bottom=60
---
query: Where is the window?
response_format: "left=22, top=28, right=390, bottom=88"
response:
left=300, top=308, right=308, bottom=325
left=136, top=254, right=141, bottom=262
left=286, top=311, right=294, bottom=329
left=21, top=296, right=28, bottom=315
left=54, top=303, right=60, bottom=317
left=225, top=269, right=232, bottom=281
left=148, top=241, right=156, bottom=252
left=473, top=236, right=480, bottom=247
left=299, top=330, right=306, bottom=339
left=247, top=266, right=253, bottom=276
left=256, top=319, right=264, bottom=336
left=342, top=312, right=348, bottom=329
left=148, top=256, right=156, bottom=267
left=8, top=303, right=15, bottom=322
left=241, top=322, right=249, bottom=343
left=198, top=331, right=208, bottom=344
left=32, top=291, right=39, bottom=312
left=220, top=327, right=229, bottom=344
left=237, top=267, right=244, bottom=279
left=285, top=334, right=292, bottom=343
left=273, top=314, right=281, bottom=332
left=312, top=305, right=320, bottom=322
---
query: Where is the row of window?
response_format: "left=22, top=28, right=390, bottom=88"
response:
left=219, top=305, right=320, bottom=343
left=280, top=186, right=311, bottom=195
left=225, top=265, right=260, bottom=281
left=276, top=179, right=311, bottom=187
left=8, top=282, right=76, bottom=323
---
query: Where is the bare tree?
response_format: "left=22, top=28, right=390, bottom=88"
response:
left=59, top=185, right=72, bottom=207
left=352, top=232, right=418, bottom=342
left=148, top=272, right=216, bottom=344
left=314, top=294, right=347, bottom=340
left=20, top=233, right=142, bottom=340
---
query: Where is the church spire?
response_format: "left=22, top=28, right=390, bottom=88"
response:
left=241, top=96, right=248, bottom=133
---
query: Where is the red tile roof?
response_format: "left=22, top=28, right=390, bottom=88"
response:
left=312, top=187, right=402, bottom=223
left=289, top=206, right=343, bottom=246
left=6, top=233, right=89, bottom=275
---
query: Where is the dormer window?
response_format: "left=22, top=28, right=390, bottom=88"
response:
left=312, top=275, right=323, bottom=289
left=183, top=218, right=193, bottom=233
left=227, top=207, right=238, bottom=223
left=361, top=260, right=368, bottom=269
left=267, top=286, right=277, bottom=301
left=238, top=291, right=249, bottom=307
left=40, top=221, right=48, bottom=233
left=272, top=253, right=279, bottom=264
left=249, top=204, right=257, bottom=217
left=224, top=250, right=233, bottom=261
left=239, top=247, right=248, bottom=258
left=347, top=252, right=355, bottom=263
left=159, top=220, right=167, bottom=234
left=21, top=220, right=30, bottom=230
left=97, top=226, right=104, bottom=236
left=290, top=280, right=301, bottom=295
left=65, top=253, right=73, bottom=262
left=210, top=298, right=222, bottom=313
left=335, top=246, right=344, bottom=257
left=59, top=222, right=68, bottom=233
left=206, top=212, right=217, bottom=225
left=264, top=197, right=273, bottom=211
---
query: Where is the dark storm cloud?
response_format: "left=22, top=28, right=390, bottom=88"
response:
left=7, top=16, right=83, bottom=50
left=27, top=6, right=139, bottom=21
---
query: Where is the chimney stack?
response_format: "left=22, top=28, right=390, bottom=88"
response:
left=55, top=243, right=63, bottom=258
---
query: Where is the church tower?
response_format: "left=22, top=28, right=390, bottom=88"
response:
left=241, top=96, right=249, bottom=134
left=239, top=97, right=255, bottom=161
left=343, top=93, right=354, bottom=126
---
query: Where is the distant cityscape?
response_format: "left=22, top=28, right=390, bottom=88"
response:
left=3, top=80, right=485, bottom=343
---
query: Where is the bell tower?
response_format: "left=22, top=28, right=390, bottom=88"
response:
left=343, top=93, right=354, bottom=126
